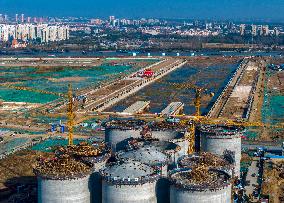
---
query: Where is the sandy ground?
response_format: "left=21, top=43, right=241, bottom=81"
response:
left=185, top=56, right=242, bottom=67
left=47, top=76, right=89, bottom=82
left=0, top=102, right=41, bottom=112
left=0, top=150, right=53, bottom=189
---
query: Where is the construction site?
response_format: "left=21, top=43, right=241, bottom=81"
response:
left=0, top=55, right=283, bottom=203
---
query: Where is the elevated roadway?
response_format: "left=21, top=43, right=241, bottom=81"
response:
left=160, top=102, right=184, bottom=117
left=50, top=58, right=187, bottom=113
left=123, top=101, right=150, bottom=114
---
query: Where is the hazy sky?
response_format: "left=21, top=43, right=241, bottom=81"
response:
left=1, top=0, right=284, bottom=21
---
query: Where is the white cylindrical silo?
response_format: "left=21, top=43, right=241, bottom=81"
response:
left=151, top=141, right=182, bottom=166
left=149, top=121, right=186, bottom=141
left=178, top=152, right=233, bottom=176
left=199, top=125, right=243, bottom=177
left=34, top=156, right=92, bottom=203
left=148, top=121, right=188, bottom=163
left=38, top=176, right=91, bottom=203
left=170, top=135, right=189, bottom=160
left=59, top=142, right=111, bottom=203
left=117, top=146, right=170, bottom=203
left=117, top=146, right=169, bottom=176
left=127, top=139, right=181, bottom=167
left=169, top=168, right=231, bottom=203
left=101, top=161, right=160, bottom=203
left=105, top=120, right=146, bottom=152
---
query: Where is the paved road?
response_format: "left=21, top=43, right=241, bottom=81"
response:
left=245, top=158, right=259, bottom=202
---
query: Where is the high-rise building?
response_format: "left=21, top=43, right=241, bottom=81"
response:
left=27, top=17, right=31, bottom=23
left=274, top=28, right=280, bottom=36
left=90, top=19, right=102, bottom=25
left=15, top=14, right=18, bottom=23
left=263, top=25, right=269, bottom=36
left=4, top=15, right=8, bottom=22
left=0, top=23, right=69, bottom=43
left=240, top=24, right=246, bottom=36
left=259, top=25, right=263, bottom=36
left=251, top=25, right=257, bottom=36
left=109, top=16, right=115, bottom=23
left=112, top=19, right=120, bottom=27
left=21, top=14, right=24, bottom=23
left=206, top=23, right=212, bottom=30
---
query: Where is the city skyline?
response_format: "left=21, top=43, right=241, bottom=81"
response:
left=1, top=0, right=284, bottom=22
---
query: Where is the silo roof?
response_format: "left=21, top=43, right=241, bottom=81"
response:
left=33, top=154, right=92, bottom=180
left=118, top=146, right=169, bottom=166
left=198, top=124, right=244, bottom=137
left=102, top=161, right=154, bottom=179
left=178, top=152, right=232, bottom=172
left=149, top=121, right=187, bottom=131
left=104, top=119, right=146, bottom=130
left=169, top=168, right=231, bottom=191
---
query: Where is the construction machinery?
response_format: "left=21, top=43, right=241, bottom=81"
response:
left=169, top=82, right=283, bottom=155
left=170, top=82, right=205, bottom=117
left=67, top=84, right=75, bottom=145
left=0, top=82, right=86, bottom=146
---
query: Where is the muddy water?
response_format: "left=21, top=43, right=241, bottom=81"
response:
left=109, top=63, right=239, bottom=115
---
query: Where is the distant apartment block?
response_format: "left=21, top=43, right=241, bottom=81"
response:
left=0, top=24, right=69, bottom=43
left=251, top=25, right=257, bottom=36
left=239, top=24, right=281, bottom=37
left=240, top=24, right=245, bottom=35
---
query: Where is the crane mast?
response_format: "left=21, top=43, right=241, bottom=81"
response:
left=67, top=84, right=74, bottom=146
left=194, top=88, right=202, bottom=117
left=169, top=82, right=282, bottom=156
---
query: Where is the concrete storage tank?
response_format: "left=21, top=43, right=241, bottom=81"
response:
left=34, top=154, right=92, bottom=203
left=57, top=142, right=111, bottom=203
left=126, top=138, right=182, bottom=166
left=117, top=146, right=170, bottom=203
left=151, top=141, right=182, bottom=165
left=57, top=142, right=111, bottom=171
left=117, top=146, right=169, bottom=175
left=178, top=152, right=233, bottom=176
left=170, top=135, right=189, bottom=160
left=148, top=121, right=186, bottom=141
left=199, top=125, right=243, bottom=177
left=149, top=121, right=189, bottom=159
left=169, top=168, right=231, bottom=203
left=105, top=119, right=146, bottom=151
left=100, top=161, right=160, bottom=203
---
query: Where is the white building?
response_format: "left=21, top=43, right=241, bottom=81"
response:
left=0, top=23, right=69, bottom=43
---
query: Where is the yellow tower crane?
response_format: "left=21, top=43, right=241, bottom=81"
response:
left=169, top=82, right=205, bottom=117
left=0, top=82, right=93, bottom=146
left=169, top=82, right=283, bottom=155
left=67, top=84, right=75, bottom=146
